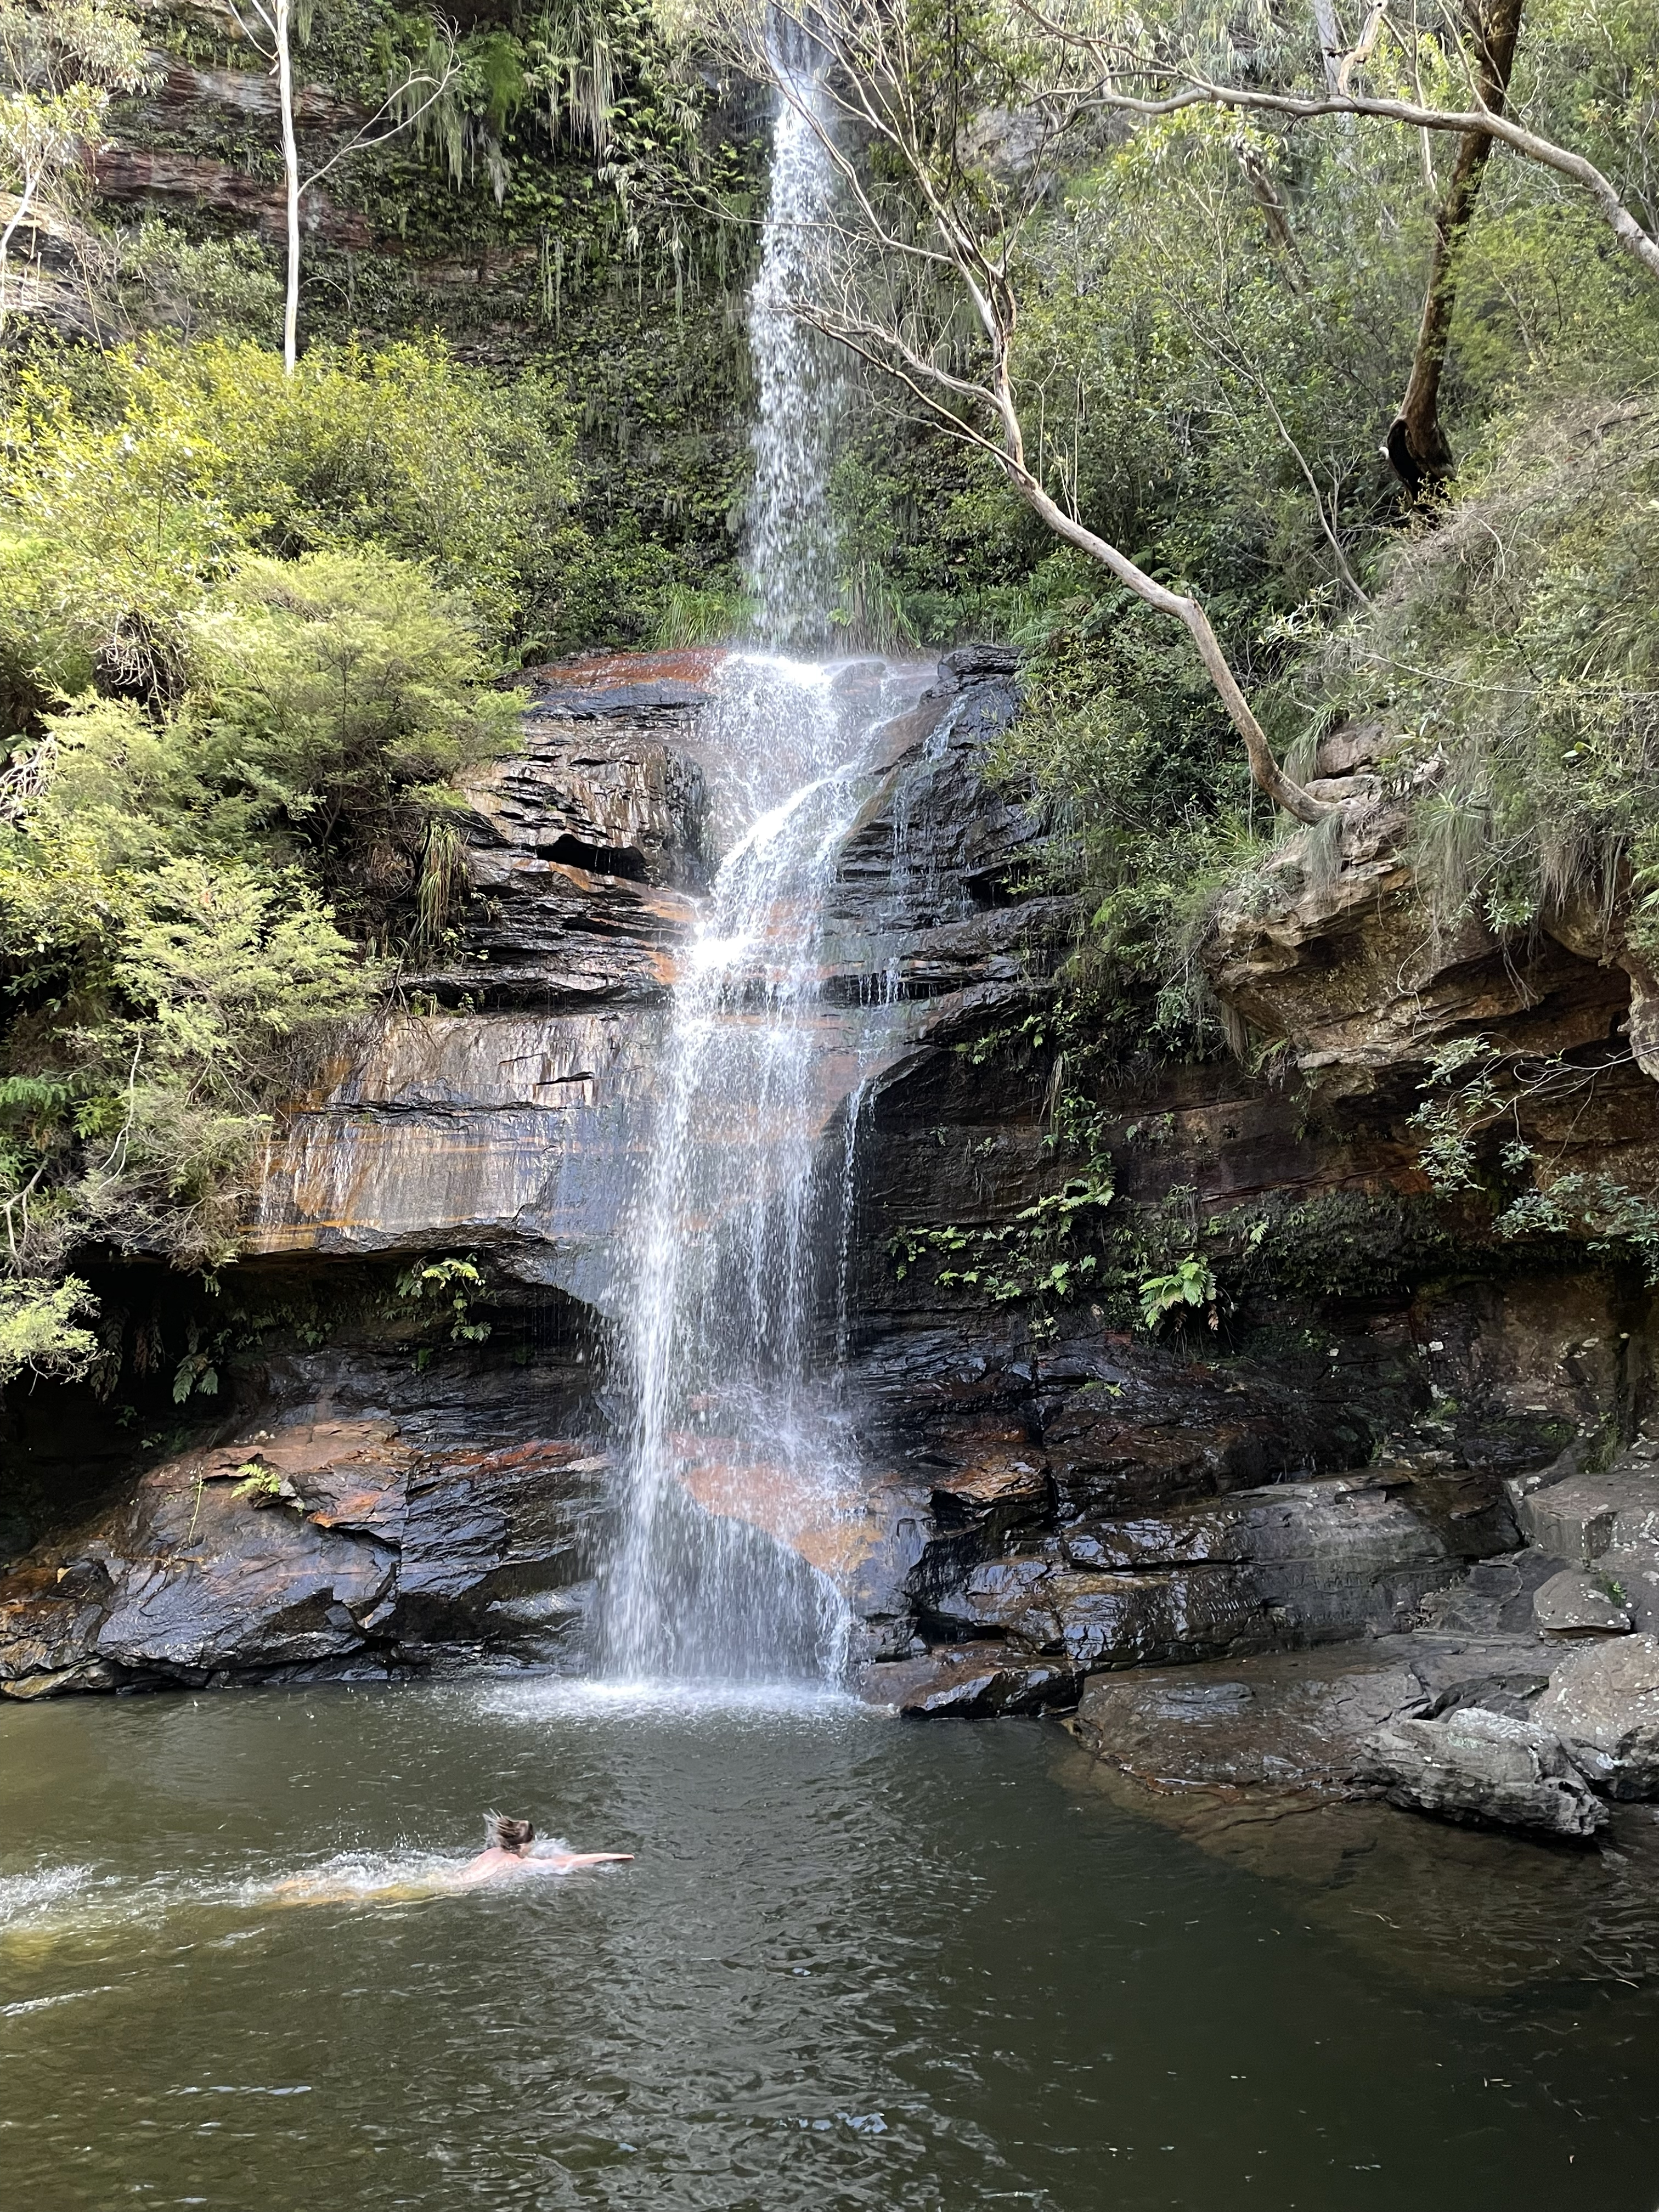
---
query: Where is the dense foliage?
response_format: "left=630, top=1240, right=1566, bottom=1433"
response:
left=802, top=0, right=1659, bottom=1058
left=0, top=338, right=540, bottom=1372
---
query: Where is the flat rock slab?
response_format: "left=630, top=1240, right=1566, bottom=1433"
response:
left=1072, top=1643, right=1425, bottom=1793
left=1070, top=1632, right=1550, bottom=1798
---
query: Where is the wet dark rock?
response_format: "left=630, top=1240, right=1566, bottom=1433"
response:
left=14, top=635, right=1659, bottom=1745
left=1073, top=1643, right=1430, bottom=1793
left=861, top=1641, right=1082, bottom=1717
left=913, top=1471, right=1518, bottom=1671
left=938, top=642, right=1020, bottom=681
left=0, top=1380, right=611, bottom=1697
left=251, top=647, right=1060, bottom=1307
left=1415, top=1547, right=1565, bottom=1635
left=1356, top=1709, right=1607, bottom=1839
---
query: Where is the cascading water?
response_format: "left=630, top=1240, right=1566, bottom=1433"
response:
left=742, top=45, right=842, bottom=648
left=596, top=53, right=917, bottom=1688
left=597, top=657, right=924, bottom=1684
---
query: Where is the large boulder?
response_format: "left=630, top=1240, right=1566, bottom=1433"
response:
left=1533, top=1567, right=1633, bottom=1638
left=861, top=1641, right=1082, bottom=1717
left=1356, top=1708, right=1606, bottom=1839
left=1533, top=1634, right=1659, bottom=1798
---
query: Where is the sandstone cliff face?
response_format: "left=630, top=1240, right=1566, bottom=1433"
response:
left=5, top=651, right=1659, bottom=1815
left=0, top=645, right=1075, bottom=1689
left=1202, top=729, right=1659, bottom=1186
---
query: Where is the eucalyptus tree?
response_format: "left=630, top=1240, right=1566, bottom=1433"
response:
left=1020, top=0, right=1659, bottom=486
left=225, top=0, right=460, bottom=371
left=728, top=0, right=1336, bottom=820
left=0, top=0, right=149, bottom=334
left=1024, top=0, right=1659, bottom=280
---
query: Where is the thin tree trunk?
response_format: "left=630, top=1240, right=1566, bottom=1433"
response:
left=276, top=0, right=301, bottom=374
left=995, top=390, right=1334, bottom=822
left=1386, top=0, right=1524, bottom=493
left=0, top=165, right=43, bottom=335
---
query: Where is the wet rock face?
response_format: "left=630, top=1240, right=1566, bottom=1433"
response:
left=451, top=670, right=715, bottom=1002
left=3, top=642, right=1076, bottom=1689
left=839, top=1296, right=1562, bottom=1675
left=915, top=1471, right=1517, bottom=1671
left=861, top=1641, right=1083, bottom=1718
left=12, top=639, right=1659, bottom=1796
left=249, top=645, right=1068, bottom=1312
left=0, top=1352, right=611, bottom=1698
left=248, top=657, right=721, bottom=1308
left=1061, top=1466, right=1659, bottom=1840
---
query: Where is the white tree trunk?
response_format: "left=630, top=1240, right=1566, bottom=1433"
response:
left=1311, top=0, right=1344, bottom=97
left=276, top=0, right=300, bottom=373
left=0, top=166, right=43, bottom=335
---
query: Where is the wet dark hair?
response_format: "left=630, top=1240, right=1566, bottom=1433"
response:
left=487, top=1813, right=535, bottom=1855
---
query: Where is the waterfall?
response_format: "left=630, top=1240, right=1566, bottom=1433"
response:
left=595, top=62, right=919, bottom=1689
left=742, top=50, right=842, bottom=647
left=597, top=658, right=921, bottom=1685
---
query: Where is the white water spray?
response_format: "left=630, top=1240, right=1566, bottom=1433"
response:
left=597, top=657, right=923, bottom=1684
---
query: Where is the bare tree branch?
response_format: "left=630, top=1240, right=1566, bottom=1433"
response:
left=1016, top=2, right=1659, bottom=284
left=730, top=0, right=1334, bottom=822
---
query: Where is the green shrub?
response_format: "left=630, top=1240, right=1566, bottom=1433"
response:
left=1321, top=397, right=1659, bottom=946
left=0, top=335, right=577, bottom=709
left=0, top=1273, right=98, bottom=1386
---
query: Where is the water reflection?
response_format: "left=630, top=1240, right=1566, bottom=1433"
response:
left=1060, top=1737, right=1659, bottom=2000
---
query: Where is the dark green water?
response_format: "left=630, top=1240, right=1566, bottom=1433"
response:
left=4, top=1680, right=1659, bottom=2211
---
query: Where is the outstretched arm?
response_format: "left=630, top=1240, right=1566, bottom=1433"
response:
left=555, top=1851, right=634, bottom=1868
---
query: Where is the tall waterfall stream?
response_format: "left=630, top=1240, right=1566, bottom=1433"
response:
left=599, top=64, right=896, bottom=1690
left=598, top=654, right=925, bottom=1686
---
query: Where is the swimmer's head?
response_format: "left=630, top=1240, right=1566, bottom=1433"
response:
left=487, top=1813, right=535, bottom=1855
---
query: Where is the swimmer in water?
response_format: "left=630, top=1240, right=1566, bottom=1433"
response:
left=457, top=1813, right=634, bottom=1885
left=270, top=1813, right=633, bottom=1904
